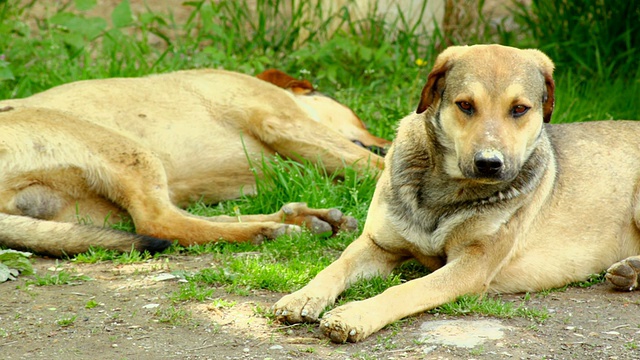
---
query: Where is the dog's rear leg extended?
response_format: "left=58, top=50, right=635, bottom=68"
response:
left=93, top=147, right=299, bottom=246
left=202, top=202, right=358, bottom=235
left=606, top=195, right=640, bottom=291
left=606, top=256, right=640, bottom=291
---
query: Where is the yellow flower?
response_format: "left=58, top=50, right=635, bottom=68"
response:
left=415, top=58, right=427, bottom=67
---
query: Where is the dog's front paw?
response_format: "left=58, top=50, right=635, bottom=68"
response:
left=280, top=202, right=357, bottom=235
left=606, top=256, right=640, bottom=291
left=273, top=290, right=332, bottom=324
left=320, top=302, right=372, bottom=343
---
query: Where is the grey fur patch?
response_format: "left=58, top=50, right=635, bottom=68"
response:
left=15, top=186, right=66, bottom=220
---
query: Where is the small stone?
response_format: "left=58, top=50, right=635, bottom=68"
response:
left=269, top=345, right=283, bottom=350
left=152, top=273, right=177, bottom=281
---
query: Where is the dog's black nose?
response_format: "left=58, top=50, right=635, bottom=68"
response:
left=474, top=152, right=504, bottom=177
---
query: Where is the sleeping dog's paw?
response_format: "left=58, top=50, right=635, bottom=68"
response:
left=253, top=223, right=302, bottom=244
left=279, top=202, right=357, bottom=236
left=606, top=256, right=640, bottom=291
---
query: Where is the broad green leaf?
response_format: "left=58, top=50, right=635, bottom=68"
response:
left=0, top=249, right=34, bottom=279
left=0, top=263, right=12, bottom=282
left=0, top=62, right=14, bottom=81
left=49, top=13, right=107, bottom=40
left=74, top=0, right=97, bottom=11
left=112, top=0, right=134, bottom=28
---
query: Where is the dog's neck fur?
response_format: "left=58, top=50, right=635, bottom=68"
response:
left=386, top=116, right=553, bottom=238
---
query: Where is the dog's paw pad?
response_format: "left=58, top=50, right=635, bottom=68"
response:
left=308, top=217, right=332, bottom=236
left=606, top=257, right=640, bottom=291
left=320, top=312, right=365, bottom=343
left=272, top=293, right=326, bottom=324
left=326, top=209, right=343, bottom=223
left=321, top=319, right=350, bottom=343
left=264, top=224, right=301, bottom=241
left=340, top=216, right=358, bottom=232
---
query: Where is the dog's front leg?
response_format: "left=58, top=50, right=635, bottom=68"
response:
left=273, top=232, right=405, bottom=324
left=319, top=232, right=514, bottom=343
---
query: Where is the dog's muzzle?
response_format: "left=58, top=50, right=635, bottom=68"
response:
left=473, top=149, right=505, bottom=178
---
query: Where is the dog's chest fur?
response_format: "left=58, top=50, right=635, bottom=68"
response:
left=385, top=126, right=549, bottom=257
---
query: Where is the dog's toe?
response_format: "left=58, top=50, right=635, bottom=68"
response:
left=278, top=203, right=357, bottom=236
left=273, top=292, right=328, bottom=324
left=326, top=208, right=343, bottom=223
left=340, top=215, right=358, bottom=232
left=262, top=224, right=301, bottom=242
left=322, top=320, right=350, bottom=343
left=307, top=217, right=333, bottom=236
left=606, top=256, right=640, bottom=291
left=320, top=313, right=365, bottom=343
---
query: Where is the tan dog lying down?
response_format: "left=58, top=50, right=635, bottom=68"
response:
left=273, top=44, right=640, bottom=343
left=0, top=69, right=388, bottom=256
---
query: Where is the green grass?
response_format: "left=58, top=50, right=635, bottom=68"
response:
left=431, top=294, right=550, bottom=323
left=56, top=315, right=78, bottom=327
left=26, top=270, right=92, bottom=286
left=1, top=0, right=638, bottom=327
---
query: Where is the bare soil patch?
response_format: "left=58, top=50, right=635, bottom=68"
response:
left=1, top=256, right=639, bottom=360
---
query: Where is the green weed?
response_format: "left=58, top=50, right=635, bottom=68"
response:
left=56, top=315, right=78, bottom=327
left=27, top=270, right=91, bottom=286
left=154, top=305, right=193, bottom=326
left=432, top=294, right=550, bottom=322
left=170, top=282, right=215, bottom=302
left=85, top=299, right=100, bottom=309
left=512, top=0, right=640, bottom=79
left=72, top=246, right=155, bottom=264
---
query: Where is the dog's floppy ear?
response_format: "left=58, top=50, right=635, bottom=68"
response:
left=256, top=69, right=315, bottom=95
left=416, top=62, right=448, bottom=114
left=525, top=49, right=556, bottom=123
left=541, top=73, right=555, bottom=123
left=417, top=46, right=469, bottom=114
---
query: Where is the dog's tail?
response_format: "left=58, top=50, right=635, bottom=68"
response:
left=0, top=213, right=172, bottom=257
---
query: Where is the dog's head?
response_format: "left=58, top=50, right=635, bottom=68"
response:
left=416, top=44, right=555, bottom=183
left=257, top=69, right=391, bottom=156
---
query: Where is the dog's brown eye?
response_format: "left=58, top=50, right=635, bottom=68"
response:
left=456, top=101, right=473, bottom=115
left=512, top=105, right=529, bottom=117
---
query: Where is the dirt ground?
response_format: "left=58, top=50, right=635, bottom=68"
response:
left=1, top=255, right=639, bottom=360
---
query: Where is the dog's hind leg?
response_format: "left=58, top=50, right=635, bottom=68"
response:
left=88, top=147, right=301, bottom=246
left=605, top=192, right=640, bottom=291
left=606, top=256, right=640, bottom=291
left=201, top=202, right=358, bottom=235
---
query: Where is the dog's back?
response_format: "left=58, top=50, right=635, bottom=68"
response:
left=490, top=120, right=640, bottom=292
